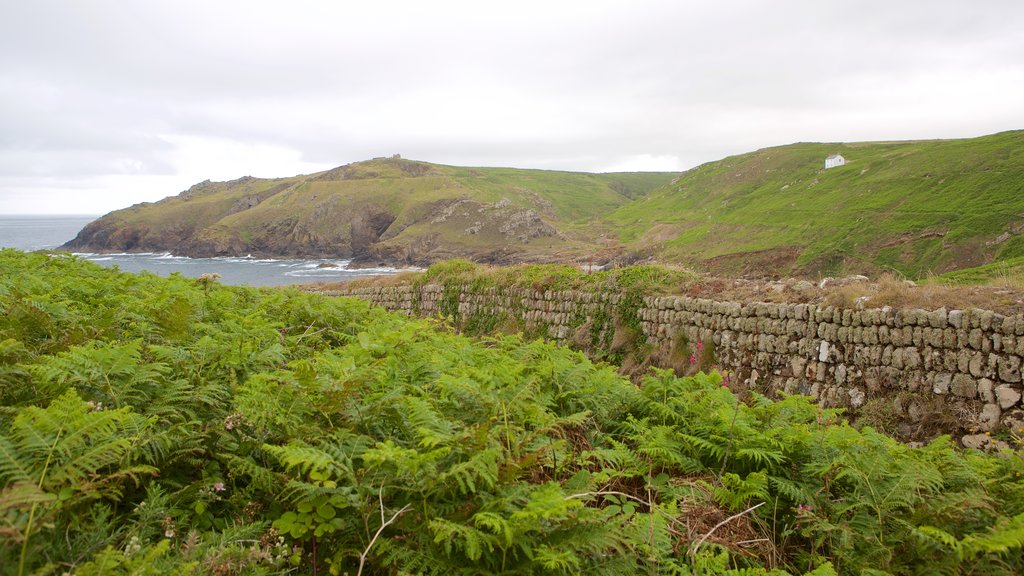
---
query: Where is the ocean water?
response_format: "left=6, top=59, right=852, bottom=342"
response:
left=0, top=215, right=97, bottom=252
left=0, top=215, right=402, bottom=287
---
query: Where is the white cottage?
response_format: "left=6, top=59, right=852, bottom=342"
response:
left=824, top=154, right=846, bottom=169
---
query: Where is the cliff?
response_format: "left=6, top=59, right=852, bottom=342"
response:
left=62, top=158, right=675, bottom=266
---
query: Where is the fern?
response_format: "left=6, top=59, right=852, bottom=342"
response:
left=3, top=249, right=1024, bottom=575
left=1, top=389, right=154, bottom=492
left=714, top=472, right=770, bottom=511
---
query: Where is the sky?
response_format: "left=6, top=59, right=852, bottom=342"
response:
left=1, top=1, right=1023, bottom=215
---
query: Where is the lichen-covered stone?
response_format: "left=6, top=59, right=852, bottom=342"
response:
left=961, top=433, right=990, bottom=450
left=336, top=283, right=1024, bottom=433
left=948, top=309, right=964, bottom=329
left=995, top=384, right=1022, bottom=409
left=998, top=355, right=1022, bottom=383
left=978, top=378, right=995, bottom=403
left=979, top=403, right=1002, bottom=432
left=951, top=373, right=977, bottom=398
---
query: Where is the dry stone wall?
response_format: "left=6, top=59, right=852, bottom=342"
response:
left=322, top=284, right=1024, bottom=440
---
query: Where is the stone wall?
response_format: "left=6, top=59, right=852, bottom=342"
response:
left=320, top=284, right=1024, bottom=441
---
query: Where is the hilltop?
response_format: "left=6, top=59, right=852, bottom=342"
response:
left=611, top=130, right=1024, bottom=278
left=62, top=158, right=675, bottom=266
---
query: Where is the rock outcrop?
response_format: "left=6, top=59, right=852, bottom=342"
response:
left=61, top=158, right=675, bottom=265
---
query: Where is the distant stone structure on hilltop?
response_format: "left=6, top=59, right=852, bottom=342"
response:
left=824, top=154, right=846, bottom=169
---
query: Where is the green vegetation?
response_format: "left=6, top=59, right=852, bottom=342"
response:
left=414, top=259, right=697, bottom=294
left=62, top=131, right=1024, bottom=279
left=63, top=158, right=676, bottom=264
left=610, top=130, right=1024, bottom=278
left=410, top=260, right=699, bottom=366
left=934, top=256, right=1024, bottom=286
left=3, top=249, right=1024, bottom=575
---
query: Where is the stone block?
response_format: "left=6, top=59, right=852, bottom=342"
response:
left=790, top=356, right=806, bottom=377
left=993, top=314, right=1005, bottom=332
left=942, top=350, right=958, bottom=371
left=969, top=329, right=983, bottom=350
left=981, top=311, right=994, bottom=331
left=948, top=309, right=964, bottom=329
left=969, top=353, right=986, bottom=377
left=951, top=373, right=977, bottom=398
left=979, top=403, right=1001, bottom=432
left=904, top=348, right=922, bottom=369
left=995, top=384, right=1022, bottom=409
left=978, top=378, right=995, bottom=403
left=998, top=355, right=1022, bottom=383
left=848, top=387, right=865, bottom=408
left=962, top=433, right=990, bottom=450
left=1002, top=316, right=1016, bottom=335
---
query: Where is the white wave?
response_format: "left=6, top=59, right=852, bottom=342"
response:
left=286, top=270, right=395, bottom=279
left=284, top=269, right=367, bottom=277
left=285, top=270, right=339, bottom=277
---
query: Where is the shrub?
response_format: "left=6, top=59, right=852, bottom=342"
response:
left=1, top=249, right=1023, bottom=575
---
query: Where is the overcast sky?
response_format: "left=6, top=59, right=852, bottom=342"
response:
left=2, top=0, right=1023, bottom=214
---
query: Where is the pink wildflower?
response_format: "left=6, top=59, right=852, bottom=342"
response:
left=213, top=482, right=226, bottom=492
left=689, top=355, right=696, bottom=365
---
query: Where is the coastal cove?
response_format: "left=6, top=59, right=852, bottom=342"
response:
left=0, top=215, right=402, bottom=286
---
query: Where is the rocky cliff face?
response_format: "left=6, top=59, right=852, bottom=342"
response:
left=62, top=158, right=675, bottom=265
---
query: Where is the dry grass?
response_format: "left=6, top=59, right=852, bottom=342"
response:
left=670, top=479, right=778, bottom=567
left=311, top=270, right=422, bottom=291
left=609, top=316, right=638, bottom=353
left=304, top=268, right=1024, bottom=316
left=822, top=273, right=1024, bottom=315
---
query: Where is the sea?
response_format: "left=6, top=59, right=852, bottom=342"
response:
left=0, top=215, right=403, bottom=287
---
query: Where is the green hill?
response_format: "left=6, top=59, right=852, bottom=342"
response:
left=63, top=131, right=1024, bottom=279
left=62, top=158, right=676, bottom=265
left=610, top=130, right=1024, bottom=278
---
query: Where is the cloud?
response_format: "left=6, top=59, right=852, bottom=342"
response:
left=1, top=0, right=1022, bottom=213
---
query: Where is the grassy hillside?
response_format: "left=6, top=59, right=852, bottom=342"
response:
left=63, top=158, right=676, bottom=265
left=61, top=131, right=1024, bottom=278
left=611, top=130, right=1024, bottom=279
left=4, top=249, right=1024, bottom=575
